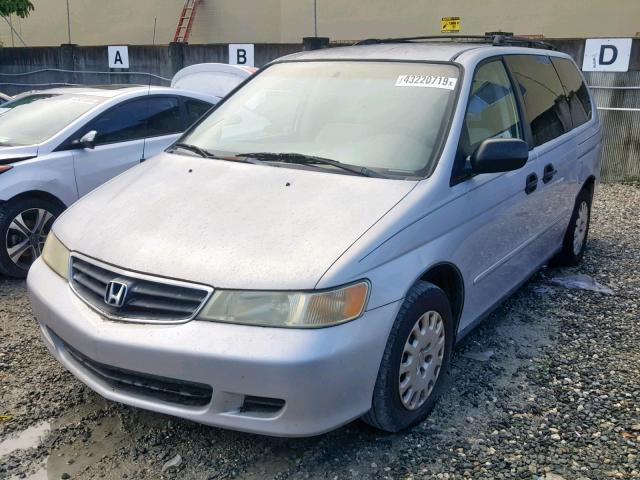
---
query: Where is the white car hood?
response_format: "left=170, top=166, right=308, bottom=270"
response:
left=0, top=145, right=38, bottom=162
left=54, top=153, right=415, bottom=290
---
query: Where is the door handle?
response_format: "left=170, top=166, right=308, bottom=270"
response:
left=525, top=173, right=538, bottom=195
left=542, top=163, right=557, bottom=184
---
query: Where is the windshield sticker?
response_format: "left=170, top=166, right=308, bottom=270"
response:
left=395, top=75, right=457, bottom=90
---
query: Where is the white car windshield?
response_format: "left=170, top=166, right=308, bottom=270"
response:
left=0, top=93, right=105, bottom=146
left=179, top=61, right=460, bottom=178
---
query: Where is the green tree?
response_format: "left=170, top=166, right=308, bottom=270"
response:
left=0, top=0, right=34, bottom=18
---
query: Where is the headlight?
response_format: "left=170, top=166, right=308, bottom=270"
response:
left=41, top=232, right=70, bottom=280
left=197, top=281, right=369, bottom=328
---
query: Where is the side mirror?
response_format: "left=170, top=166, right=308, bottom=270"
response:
left=470, top=138, right=529, bottom=174
left=72, top=130, right=97, bottom=149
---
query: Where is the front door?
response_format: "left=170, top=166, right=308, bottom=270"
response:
left=73, top=139, right=145, bottom=197
left=451, top=58, right=549, bottom=334
left=73, top=96, right=183, bottom=196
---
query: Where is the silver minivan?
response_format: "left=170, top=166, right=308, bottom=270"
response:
left=28, top=38, right=601, bottom=437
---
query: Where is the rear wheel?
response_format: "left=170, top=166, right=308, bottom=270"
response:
left=0, top=198, right=62, bottom=278
left=555, top=187, right=593, bottom=266
left=362, top=281, right=454, bottom=432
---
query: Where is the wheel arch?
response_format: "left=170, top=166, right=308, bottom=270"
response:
left=416, top=262, right=465, bottom=337
left=582, top=175, right=596, bottom=197
left=4, top=190, right=68, bottom=211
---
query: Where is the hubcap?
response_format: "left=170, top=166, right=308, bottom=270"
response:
left=5, top=208, right=55, bottom=271
left=398, top=310, right=445, bottom=411
left=573, top=201, right=589, bottom=256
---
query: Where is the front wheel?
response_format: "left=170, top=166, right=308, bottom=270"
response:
left=362, top=281, right=454, bottom=432
left=0, top=198, right=62, bottom=278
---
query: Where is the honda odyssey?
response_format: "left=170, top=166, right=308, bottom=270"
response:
left=28, top=37, right=601, bottom=436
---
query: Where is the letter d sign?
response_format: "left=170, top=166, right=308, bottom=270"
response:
left=582, top=38, right=631, bottom=72
left=229, top=44, right=255, bottom=67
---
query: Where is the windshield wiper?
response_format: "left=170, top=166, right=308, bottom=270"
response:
left=170, top=143, right=266, bottom=165
left=169, top=142, right=214, bottom=158
left=236, top=152, right=385, bottom=178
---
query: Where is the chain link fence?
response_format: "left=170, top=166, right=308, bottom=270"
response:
left=584, top=71, right=640, bottom=183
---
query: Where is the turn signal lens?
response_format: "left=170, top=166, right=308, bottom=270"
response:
left=197, top=281, right=369, bottom=328
left=41, top=232, right=70, bottom=280
left=304, top=282, right=369, bottom=325
left=0, top=165, right=13, bottom=174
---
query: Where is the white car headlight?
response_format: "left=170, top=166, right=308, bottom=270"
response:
left=197, top=281, right=369, bottom=328
left=41, top=232, right=70, bottom=280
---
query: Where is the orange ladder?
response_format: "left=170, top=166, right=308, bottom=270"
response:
left=173, top=0, right=201, bottom=43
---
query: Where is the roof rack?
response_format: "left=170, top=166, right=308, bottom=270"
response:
left=354, top=35, right=556, bottom=51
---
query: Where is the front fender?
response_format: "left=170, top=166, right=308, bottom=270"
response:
left=0, top=152, right=77, bottom=206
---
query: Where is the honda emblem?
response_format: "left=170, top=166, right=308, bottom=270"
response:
left=104, top=280, right=128, bottom=308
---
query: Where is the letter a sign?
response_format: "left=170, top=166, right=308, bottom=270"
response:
left=229, top=44, right=255, bottom=67
left=108, top=46, right=130, bottom=69
left=582, top=39, right=631, bottom=72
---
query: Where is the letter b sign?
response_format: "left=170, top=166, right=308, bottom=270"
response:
left=229, top=44, right=255, bottom=67
left=582, top=38, right=631, bottom=72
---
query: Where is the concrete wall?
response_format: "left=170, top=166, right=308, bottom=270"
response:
left=0, top=43, right=302, bottom=95
left=2, top=39, right=639, bottom=96
left=2, top=0, right=640, bottom=47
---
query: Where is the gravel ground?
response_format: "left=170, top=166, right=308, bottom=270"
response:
left=1, top=183, right=638, bottom=480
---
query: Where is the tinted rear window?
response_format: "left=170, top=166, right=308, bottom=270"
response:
left=551, top=57, right=592, bottom=128
left=183, top=98, right=213, bottom=126
left=505, top=55, right=572, bottom=147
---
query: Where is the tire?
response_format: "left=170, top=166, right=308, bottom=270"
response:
left=554, top=187, right=593, bottom=266
left=0, top=197, right=62, bottom=278
left=362, top=281, right=454, bottom=432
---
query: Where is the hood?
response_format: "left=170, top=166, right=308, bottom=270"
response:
left=54, top=153, right=415, bottom=290
left=0, top=145, right=38, bottom=164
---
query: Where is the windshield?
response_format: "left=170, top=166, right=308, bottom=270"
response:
left=179, top=61, right=459, bottom=178
left=0, top=93, right=105, bottom=146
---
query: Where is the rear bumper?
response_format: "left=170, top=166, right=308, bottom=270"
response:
left=27, top=258, right=399, bottom=436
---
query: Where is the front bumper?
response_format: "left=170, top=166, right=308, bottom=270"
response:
left=27, top=258, right=399, bottom=436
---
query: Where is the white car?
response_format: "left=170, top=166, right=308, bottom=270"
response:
left=0, top=86, right=217, bottom=277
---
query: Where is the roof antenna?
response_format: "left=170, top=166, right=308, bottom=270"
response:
left=141, top=17, right=157, bottom=163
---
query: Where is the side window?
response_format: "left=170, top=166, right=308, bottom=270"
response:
left=551, top=57, right=592, bottom=128
left=89, top=99, right=149, bottom=145
left=454, top=60, right=523, bottom=180
left=183, top=98, right=213, bottom=127
left=505, top=55, right=571, bottom=147
left=89, top=97, right=182, bottom=145
left=143, top=97, right=182, bottom=137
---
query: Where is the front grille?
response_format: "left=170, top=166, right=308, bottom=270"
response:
left=70, top=255, right=211, bottom=322
left=60, top=335, right=213, bottom=407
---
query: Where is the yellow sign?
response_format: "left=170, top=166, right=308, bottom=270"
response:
left=441, top=17, right=461, bottom=33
